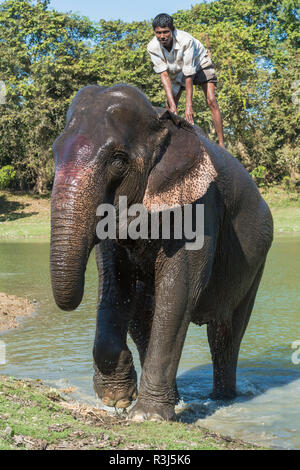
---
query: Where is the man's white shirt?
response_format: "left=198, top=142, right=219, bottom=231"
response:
left=147, top=29, right=209, bottom=95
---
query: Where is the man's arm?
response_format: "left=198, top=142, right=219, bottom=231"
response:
left=185, top=76, right=194, bottom=124
left=160, top=71, right=177, bottom=115
left=182, top=37, right=201, bottom=125
left=147, top=43, right=174, bottom=112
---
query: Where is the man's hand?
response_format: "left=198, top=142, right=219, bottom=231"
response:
left=185, top=104, right=194, bottom=125
left=166, top=101, right=178, bottom=115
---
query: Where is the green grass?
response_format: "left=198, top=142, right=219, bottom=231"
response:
left=0, top=219, right=50, bottom=239
left=0, top=375, right=263, bottom=450
left=0, top=187, right=299, bottom=240
left=261, top=187, right=300, bottom=233
left=0, top=191, right=50, bottom=239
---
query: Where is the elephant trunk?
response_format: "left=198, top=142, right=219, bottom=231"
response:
left=50, top=165, right=100, bottom=311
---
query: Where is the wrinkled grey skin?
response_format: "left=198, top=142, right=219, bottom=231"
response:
left=50, top=84, right=273, bottom=421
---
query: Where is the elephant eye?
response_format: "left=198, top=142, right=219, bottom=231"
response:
left=108, top=152, right=128, bottom=175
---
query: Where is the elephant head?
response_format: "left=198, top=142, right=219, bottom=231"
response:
left=50, top=84, right=217, bottom=311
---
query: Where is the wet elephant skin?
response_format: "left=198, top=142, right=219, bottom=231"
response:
left=50, top=84, right=273, bottom=422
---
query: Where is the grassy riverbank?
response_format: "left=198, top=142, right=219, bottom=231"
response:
left=262, top=188, right=300, bottom=233
left=0, top=187, right=299, bottom=240
left=0, top=191, right=50, bottom=239
left=0, top=375, right=264, bottom=450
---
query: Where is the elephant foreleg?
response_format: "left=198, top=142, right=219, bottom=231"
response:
left=128, top=281, right=181, bottom=405
left=93, top=242, right=137, bottom=409
left=128, top=251, right=197, bottom=422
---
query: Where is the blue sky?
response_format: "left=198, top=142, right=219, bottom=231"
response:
left=0, top=0, right=215, bottom=22
left=47, top=1, right=210, bottom=23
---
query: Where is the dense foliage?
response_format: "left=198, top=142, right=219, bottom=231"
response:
left=0, top=0, right=299, bottom=193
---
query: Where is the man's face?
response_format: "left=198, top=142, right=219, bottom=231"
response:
left=154, top=26, right=173, bottom=48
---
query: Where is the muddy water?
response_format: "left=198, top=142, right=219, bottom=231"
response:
left=0, top=236, right=299, bottom=449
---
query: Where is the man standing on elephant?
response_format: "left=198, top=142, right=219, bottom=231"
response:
left=147, top=13, right=225, bottom=148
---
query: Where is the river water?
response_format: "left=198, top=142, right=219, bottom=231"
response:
left=0, top=235, right=299, bottom=449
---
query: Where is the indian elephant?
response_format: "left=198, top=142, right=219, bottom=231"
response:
left=50, top=84, right=273, bottom=421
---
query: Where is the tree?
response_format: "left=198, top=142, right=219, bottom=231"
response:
left=0, top=0, right=299, bottom=192
left=0, top=0, right=98, bottom=193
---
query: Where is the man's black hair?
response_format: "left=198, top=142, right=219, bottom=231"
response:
left=152, top=13, right=174, bottom=31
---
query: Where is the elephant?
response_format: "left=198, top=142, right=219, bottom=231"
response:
left=50, top=83, right=273, bottom=422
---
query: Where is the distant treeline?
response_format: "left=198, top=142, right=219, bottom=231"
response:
left=0, top=0, right=299, bottom=193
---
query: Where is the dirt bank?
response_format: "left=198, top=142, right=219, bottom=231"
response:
left=0, top=293, right=35, bottom=332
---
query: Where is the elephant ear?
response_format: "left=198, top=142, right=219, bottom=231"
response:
left=143, top=110, right=217, bottom=211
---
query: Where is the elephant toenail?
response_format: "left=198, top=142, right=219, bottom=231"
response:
left=102, top=397, right=116, bottom=407
left=149, top=414, right=164, bottom=422
left=127, top=413, right=146, bottom=422
left=116, top=399, right=131, bottom=409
